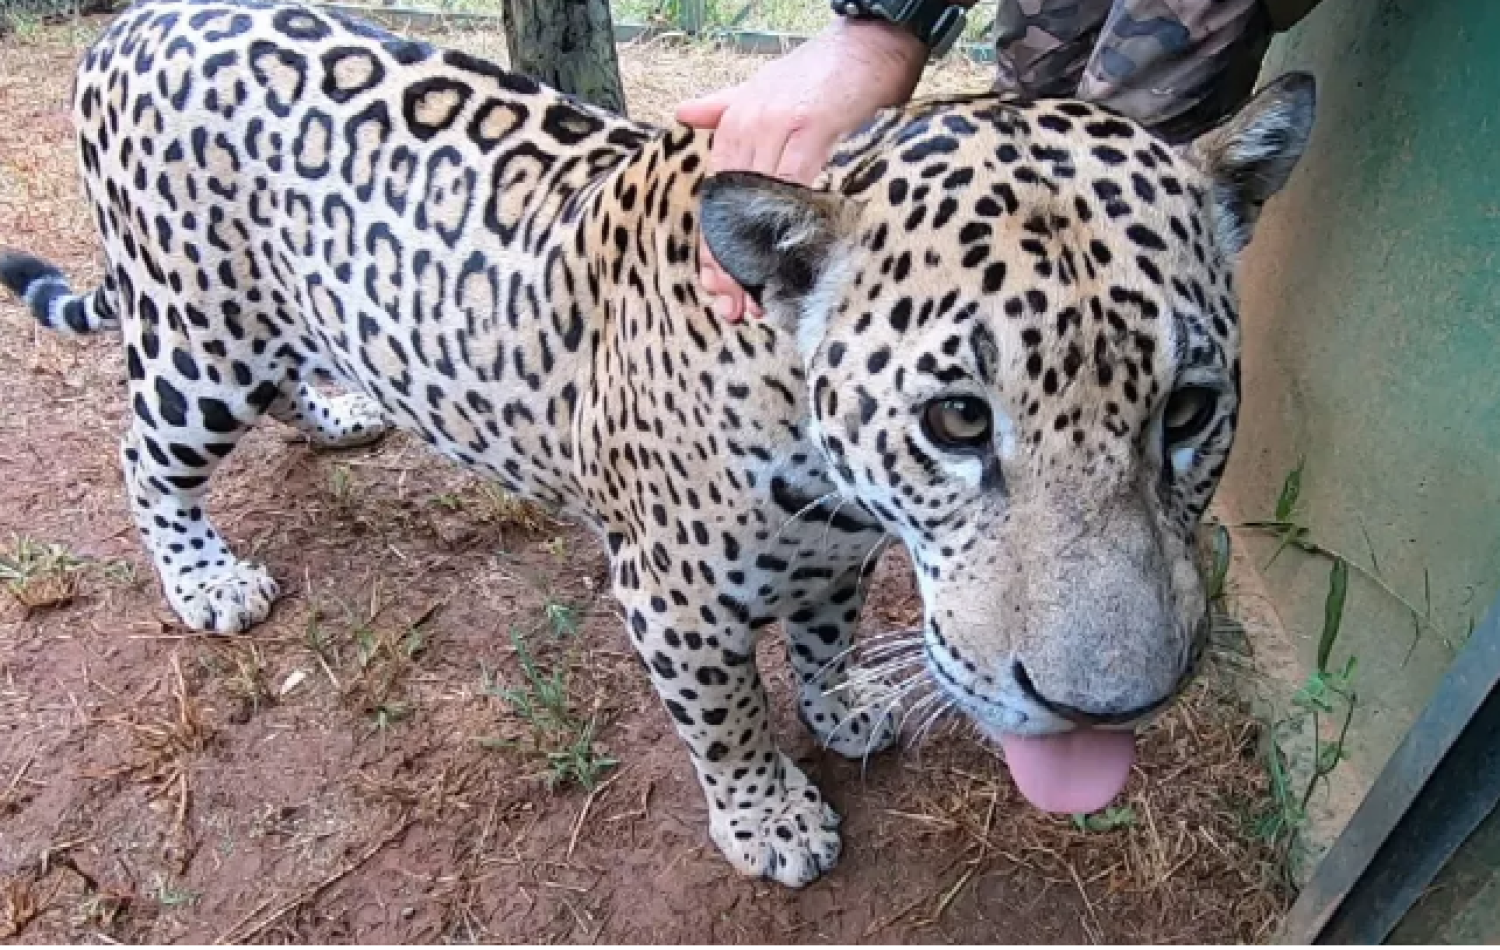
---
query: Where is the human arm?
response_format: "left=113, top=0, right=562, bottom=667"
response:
left=677, top=5, right=975, bottom=320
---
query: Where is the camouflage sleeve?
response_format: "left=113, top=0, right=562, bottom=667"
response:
left=992, top=0, right=1117, bottom=101
left=993, top=0, right=1273, bottom=141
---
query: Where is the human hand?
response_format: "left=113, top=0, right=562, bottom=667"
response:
left=676, top=18, right=928, bottom=321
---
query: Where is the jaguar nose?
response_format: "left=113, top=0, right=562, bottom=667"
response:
left=1013, top=661, right=1172, bottom=727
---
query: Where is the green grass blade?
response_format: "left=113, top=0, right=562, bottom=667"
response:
left=1274, top=461, right=1305, bottom=522
left=1205, top=522, right=1232, bottom=603
left=1317, top=558, right=1349, bottom=674
left=1357, top=519, right=1381, bottom=576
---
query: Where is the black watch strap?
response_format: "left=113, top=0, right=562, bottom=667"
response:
left=831, top=0, right=968, bottom=56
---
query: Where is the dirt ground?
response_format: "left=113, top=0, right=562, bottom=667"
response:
left=0, top=19, right=1290, bottom=944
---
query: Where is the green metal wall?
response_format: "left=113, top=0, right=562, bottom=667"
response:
left=1223, top=0, right=1500, bottom=777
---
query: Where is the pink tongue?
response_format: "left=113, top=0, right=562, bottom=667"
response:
left=990, top=729, right=1136, bottom=814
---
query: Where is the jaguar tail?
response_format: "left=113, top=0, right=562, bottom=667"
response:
left=0, top=250, right=119, bottom=335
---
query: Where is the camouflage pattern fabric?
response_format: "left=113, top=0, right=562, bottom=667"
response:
left=992, top=0, right=1273, bottom=142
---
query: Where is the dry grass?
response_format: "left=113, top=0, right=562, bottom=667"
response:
left=875, top=663, right=1289, bottom=943
left=205, top=641, right=274, bottom=724
left=215, top=814, right=416, bottom=944
left=0, top=754, right=34, bottom=818
left=88, top=655, right=214, bottom=873
left=295, top=589, right=447, bottom=735
left=0, top=875, right=41, bottom=939
left=431, top=481, right=558, bottom=537
left=0, top=537, right=83, bottom=614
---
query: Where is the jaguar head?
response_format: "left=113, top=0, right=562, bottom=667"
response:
left=701, top=75, right=1315, bottom=811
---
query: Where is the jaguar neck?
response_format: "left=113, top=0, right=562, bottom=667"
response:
left=576, top=126, right=853, bottom=511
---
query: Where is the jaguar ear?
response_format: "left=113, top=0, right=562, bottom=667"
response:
left=699, top=172, right=858, bottom=316
left=1186, top=72, right=1316, bottom=256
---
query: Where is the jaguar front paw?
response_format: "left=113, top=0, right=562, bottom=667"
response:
left=708, top=754, right=842, bottom=888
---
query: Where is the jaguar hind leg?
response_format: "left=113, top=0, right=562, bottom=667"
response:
left=121, top=419, right=279, bottom=634
left=118, top=309, right=288, bottom=633
left=271, top=381, right=389, bottom=449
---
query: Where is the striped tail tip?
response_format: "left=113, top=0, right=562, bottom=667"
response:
left=0, top=250, right=116, bottom=335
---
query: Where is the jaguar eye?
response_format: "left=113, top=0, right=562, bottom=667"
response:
left=1163, top=386, right=1217, bottom=444
left=922, top=397, right=992, bottom=450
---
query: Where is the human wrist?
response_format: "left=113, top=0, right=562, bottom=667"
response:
left=822, top=15, right=930, bottom=84
left=829, top=0, right=971, bottom=58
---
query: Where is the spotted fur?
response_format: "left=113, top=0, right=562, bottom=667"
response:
left=1, top=0, right=1314, bottom=887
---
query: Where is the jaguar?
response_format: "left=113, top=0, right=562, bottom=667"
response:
left=0, top=0, right=1314, bottom=886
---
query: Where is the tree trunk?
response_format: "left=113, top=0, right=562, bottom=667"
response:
left=501, top=0, right=627, bottom=117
